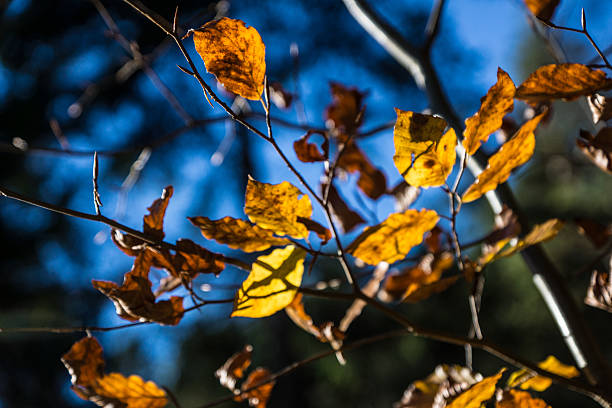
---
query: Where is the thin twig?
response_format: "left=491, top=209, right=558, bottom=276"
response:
left=92, top=152, right=102, bottom=215
left=424, top=0, right=445, bottom=51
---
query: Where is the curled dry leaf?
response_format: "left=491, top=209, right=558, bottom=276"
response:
left=143, top=185, right=173, bottom=241
left=232, top=245, right=306, bottom=318
left=496, top=389, right=551, bottom=408
left=325, top=82, right=365, bottom=136
left=191, top=17, right=266, bottom=100
left=446, top=369, right=505, bottom=408
left=189, top=216, right=290, bottom=252
left=574, top=218, right=612, bottom=248
left=337, top=141, right=387, bottom=199
left=516, top=64, right=612, bottom=104
left=92, top=251, right=185, bottom=325
left=577, top=127, right=612, bottom=174
left=463, top=111, right=546, bottom=203
left=293, top=130, right=328, bottom=163
left=524, top=0, right=560, bottom=21
left=388, top=180, right=420, bottom=213
left=587, top=94, right=612, bottom=124
left=462, top=68, right=515, bottom=155
left=348, top=209, right=439, bottom=265
left=244, top=178, right=312, bottom=239
left=585, top=268, right=612, bottom=313
left=507, top=355, right=579, bottom=392
left=215, top=345, right=253, bottom=392
left=62, top=337, right=167, bottom=408
left=237, top=367, right=275, bottom=408
left=393, top=109, right=455, bottom=188
left=325, top=183, right=365, bottom=233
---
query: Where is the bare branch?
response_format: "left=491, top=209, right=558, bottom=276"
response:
left=424, top=0, right=446, bottom=51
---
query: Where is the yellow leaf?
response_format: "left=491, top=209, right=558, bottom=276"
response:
left=508, top=355, right=579, bottom=392
left=189, top=216, right=290, bottom=252
left=232, top=245, right=306, bottom=318
left=496, top=389, right=551, bottom=408
left=348, top=209, right=439, bottom=265
left=393, top=109, right=455, bottom=187
left=447, top=369, right=505, bottom=408
left=524, top=0, right=560, bottom=20
left=244, top=178, right=312, bottom=239
left=463, top=68, right=515, bottom=155
left=192, top=17, right=266, bottom=100
left=463, top=111, right=546, bottom=203
left=93, top=373, right=168, bottom=408
left=516, top=64, right=612, bottom=104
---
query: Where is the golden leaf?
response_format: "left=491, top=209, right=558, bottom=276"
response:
left=189, top=216, right=290, bottom=252
left=463, top=111, right=546, bottom=203
left=507, top=355, right=579, bottom=392
left=192, top=17, right=266, bottom=100
left=516, top=64, right=612, bottom=103
left=393, top=109, right=455, bottom=187
left=463, top=68, right=516, bottom=155
left=232, top=245, right=306, bottom=318
left=62, top=337, right=167, bottom=408
left=524, top=0, right=560, bottom=20
left=496, top=389, right=551, bottom=408
left=238, top=367, right=275, bottom=408
left=446, top=369, right=505, bottom=408
left=348, top=209, right=439, bottom=265
left=244, top=178, right=312, bottom=239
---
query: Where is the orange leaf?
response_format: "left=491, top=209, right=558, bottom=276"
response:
left=446, top=369, right=505, bottom=408
left=325, top=82, right=365, bottom=135
left=496, top=389, right=551, bottom=408
left=348, top=209, right=439, bottom=265
left=92, top=250, right=185, bottom=325
left=238, top=367, right=275, bottom=408
left=244, top=178, right=312, bottom=239
left=215, top=345, right=253, bottom=392
left=143, top=185, right=173, bottom=241
left=524, top=0, right=560, bottom=20
left=463, top=111, right=546, bottom=203
left=337, top=141, right=387, bottom=199
left=297, top=217, right=332, bottom=244
left=516, top=64, right=612, bottom=103
left=463, top=68, right=516, bottom=155
left=62, top=337, right=167, bottom=408
left=192, top=17, right=265, bottom=100
left=294, top=130, right=328, bottom=163
left=189, top=216, right=290, bottom=252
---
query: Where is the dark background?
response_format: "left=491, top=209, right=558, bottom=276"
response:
left=1, top=0, right=611, bottom=407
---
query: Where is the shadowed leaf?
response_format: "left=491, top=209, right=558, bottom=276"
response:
left=325, top=183, right=365, bottom=233
left=325, top=82, right=365, bottom=136
left=574, top=218, right=612, bottom=248
left=192, top=17, right=265, bottom=100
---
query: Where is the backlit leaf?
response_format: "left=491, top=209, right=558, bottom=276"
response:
left=143, top=185, right=173, bottom=241
left=232, top=245, right=306, bottom=318
left=507, top=355, right=579, bottom=392
left=189, top=216, right=290, bottom=252
left=524, top=0, right=560, bottom=20
left=393, top=109, right=454, bottom=187
left=348, top=209, right=439, bottom=265
left=296, top=217, right=332, bottom=244
left=337, top=141, right=387, bottom=199
left=62, top=337, right=167, bottom=408
left=294, top=130, right=328, bottom=163
left=462, top=68, right=515, bottom=155
left=463, top=111, right=546, bottom=203
left=244, top=178, right=312, bottom=239
left=446, top=369, right=505, bottom=408
left=92, top=251, right=185, bottom=325
left=516, top=64, right=612, bottom=103
left=577, top=127, right=612, bottom=174
left=215, top=345, right=253, bottom=392
left=325, top=82, right=365, bottom=136
left=192, top=17, right=266, bottom=100
left=238, top=367, right=275, bottom=408
left=496, top=390, right=551, bottom=408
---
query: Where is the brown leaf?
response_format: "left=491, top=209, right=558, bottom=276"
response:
left=348, top=209, right=439, bottom=265
left=189, top=216, right=290, bottom=252
left=215, top=345, right=253, bottom=392
left=110, top=229, right=146, bottom=257
left=585, top=269, right=612, bottom=313
left=192, top=18, right=266, bottom=100
left=462, top=68, right=516, bottom=155
left=325, top=183, right=365, bottom=233
left=403, top=275, right=460, bottom=304
left=269, top=81, right=293, bottom=109
left=296, top=216, right=332, bottom=244
left=238, top=368, right=275, bottom=408
left=388, top=180, right=421, bottom=212
left=62, top=337, right=167, bottom=408
left=516, top=64, right=612, bottom=103
left=587, top=94, right=612, bottom=124
left=285, top=293, right=323, bottom=339
left=143, top=185, right=173, bottom=241
left=524, top=0, right=560, bottom=20
left=92, top=251, right=185, bottom=325
left=325, top=82, right=365, bottom=135
left=174, top=238, right=225, bottom=278
left=337, top=141, right=387, bottom=199
left=463, top=111, right=546, bottom=203
left=424, top=226, right=445, bottom=254
left=496, top=390, right=551, bottom=408
left=574, top=218, right=612, bottom=248
left=293, top=130, right=328, bottom=163
left=446, top=369, right=505, bottom=408
left=577, top=127, right=612, bottom=174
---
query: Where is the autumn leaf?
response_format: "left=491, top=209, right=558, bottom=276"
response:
left=463, top=111, right=546, bottom=203
left=325, top=183, right=365, bottom=233
left=462, top=68, right=515, bottom=155
left=507, top=355, right=579, bottom=392
left=587, top=94, right=612, bottom=124
left=285, top=293, right=324, bottom=339
left=244, top=178, right=312, bottom=239
left=393, top=109, right=455, bottom=187
left=143, top=185, right=173, bottom=241
left=585, top=269, right=612, bottom=313
left=348, top=209, right=439, bottom=265
left=577, top=127, right=612, bottom=174
left=232, top=245, right=306, bottom=318
left=191, top=17, right=266, bottom=100
left=237, top=367, right=275, bottom=408
left=189, top=216, right=290, bottom=252
left=293, top=130, right=328, bottom=163
left=524, top=0, right=560, bottom=20
left=446, top=369, right=505, bottom=408
left=296, top=217, right=332, bottom=244
left=496, top=389, right=551, bottom=408
left=337, top=141, right=387, bottom=199
left=92, top=250, right=185, bottom=325
left=215, top=345, right=253, bottom=392
left=325, top=82, right=365, bottom=136
left=62, top=337, right=167, bottom=408
left=516, top=64, right=612, bottom=103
